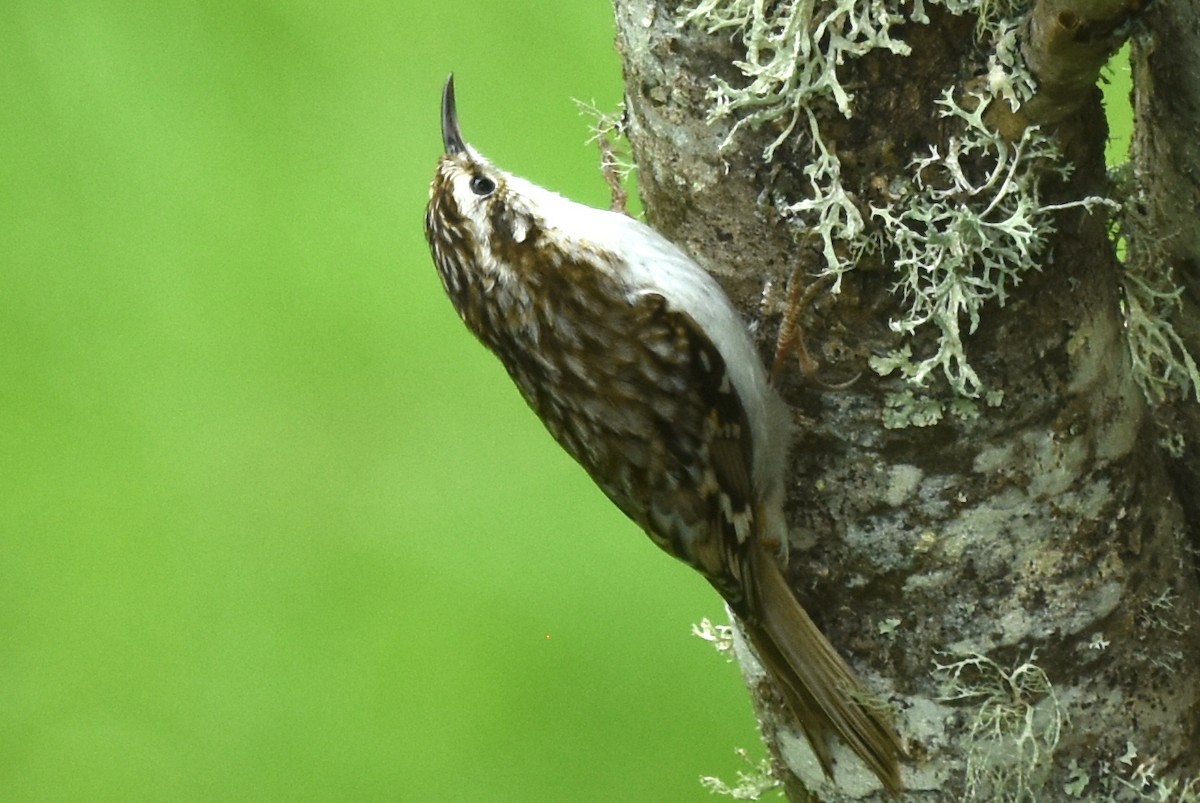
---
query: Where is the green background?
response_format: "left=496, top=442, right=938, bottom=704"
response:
left=1, top=4, right=1131, bottom=801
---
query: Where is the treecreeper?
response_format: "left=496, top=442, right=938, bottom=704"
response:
left=423, top=74, right=904, bottom=795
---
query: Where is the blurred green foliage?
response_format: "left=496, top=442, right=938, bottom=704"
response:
left=1103, top=43, right=1133, bottom=167
left=1, top=3, right=756, bottom=800
left=0, top=4, right=1133, bottom=801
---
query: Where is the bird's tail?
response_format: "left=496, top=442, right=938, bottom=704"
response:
left=745, top=539, right=904, bottom=795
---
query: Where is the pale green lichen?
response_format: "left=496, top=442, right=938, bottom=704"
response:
left=575, top=98, right=638, bottom=214
left=1110, top=752, right=1200, bottom=803
left=1119, top=249, right=1200, bottom=406
left=678, top=0, right=1116, bottom=403
left=677, top=0, right=913, bottom=156
left=871, top=88, right=1116, bottom=397
left=1063, top=759, right=1091, bottom=798
left=1106, top=88, right=1200, bottom=407
left=692, top=616, right=736, bottom=657
left=972, top=0, right=1034, bottom=38
left=575, top=99, right=634, bottom=176
left=875, top=346, right=1006, bottom=426
left=767, top=109, right=869, bottom=288
left=699, top=749, right=780, bottom=800
left=1135, top=588, right=1190, bottom=675
left=1065, top=742, right=1200, bottom=802
left=933, top=650, right=1064, bottom=802
left=1102, top=49, right=1197, bottom=413
left=881, top=386, right=946, bottom=428
left=986, top=20, right=1037, bottom=111
left=672, top=0, right=1034, bottom=285
left=675, top=0, right=921, bottom=282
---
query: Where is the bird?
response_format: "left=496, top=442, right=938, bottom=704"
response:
left=423, top=74, right=903, bottom=794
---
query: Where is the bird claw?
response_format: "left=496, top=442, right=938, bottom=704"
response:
left=770, top=271, right=863, bottom=390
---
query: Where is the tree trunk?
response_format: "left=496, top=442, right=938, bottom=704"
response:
left=612, top=0, right=1200, bottom=799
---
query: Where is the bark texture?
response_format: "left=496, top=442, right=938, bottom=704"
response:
left=613, top=0, right=1200, bottom=799
left=1134, top=0, right=1200, bottom=553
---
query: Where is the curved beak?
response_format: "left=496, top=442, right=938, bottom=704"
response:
left=441, top=74, right=466, bottom=156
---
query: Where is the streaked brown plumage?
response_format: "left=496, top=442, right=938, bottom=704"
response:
left=424, top=75, right=903, bottom=794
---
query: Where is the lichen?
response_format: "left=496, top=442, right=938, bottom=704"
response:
left=870, top=89, right=1116, bottom=396
left=881, top=386, right=946, bottom=428
left=675, top=0, right=922, bottom=282
left=1118, top=241, right=1200, bottom=406
left=677, top=0, right=913, bottom=155
left=1102, top=76, right=1200, bottom=409
left=1135, top=588, right=1190, bottom=675
left=1065, top=743, right=1200, bottom=801
left=986, top=20, right=1037, bottom=111
left=767, top=109, right=869, bottom=289
left=699, top=749, right=780, bottom=800
left=933, top=650, right=1064, bottom=801
left=677, top=0, right=1116, bottom=403
left=874, top=347, right=1006, bottom=426
left=575, top=98, right=637, bottom=214
left=692, top=616, right=736, bottom=657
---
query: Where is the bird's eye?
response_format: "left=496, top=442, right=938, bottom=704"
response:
left=469, top=174, right=495, bottom=197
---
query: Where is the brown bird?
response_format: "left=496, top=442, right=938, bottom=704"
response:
left=424, top=75, right=903, bottom=794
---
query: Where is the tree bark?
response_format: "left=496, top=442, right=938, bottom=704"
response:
left=613, top=0, right=1200, bottom=799
left=1134, top=0, right=1200, bottom=553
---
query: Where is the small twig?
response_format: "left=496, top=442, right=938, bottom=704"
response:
left=598, top=129, right=629, bottom=215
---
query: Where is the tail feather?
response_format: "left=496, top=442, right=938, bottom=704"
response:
left=745, top=540, right=904, bottom=795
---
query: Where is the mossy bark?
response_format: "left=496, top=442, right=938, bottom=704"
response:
left=612, top=0, right=1200, bottom=799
